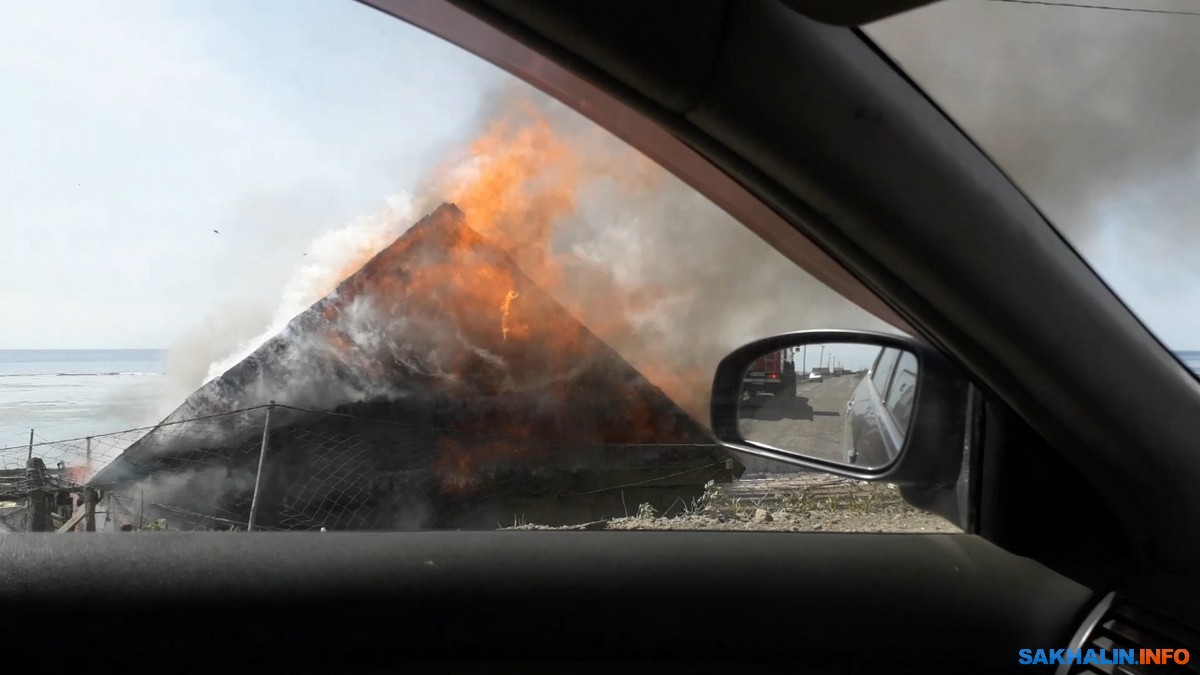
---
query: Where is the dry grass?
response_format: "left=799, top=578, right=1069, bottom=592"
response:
left=506, top=476, right=961, bottom=533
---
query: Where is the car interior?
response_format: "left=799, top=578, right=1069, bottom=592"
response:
left=6, top=1, right=1200, bottom=673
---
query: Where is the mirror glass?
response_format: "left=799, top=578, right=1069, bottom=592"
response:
left=737, top=342, right=918, bottom=470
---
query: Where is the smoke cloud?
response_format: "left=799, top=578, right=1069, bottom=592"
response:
left=870, top=1, right=1200, bottom=243
left=451, top=84, right=889, bottom=418
left=201, top=192, right=429, bottom=384
left=110, top=464, right=257, bottom=530
left=164, top=80, right=889, bottom=423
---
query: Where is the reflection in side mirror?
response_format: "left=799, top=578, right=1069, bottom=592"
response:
left=712, top=330, right=969, bottom=494
left=737, top=342, right=918, bottom=471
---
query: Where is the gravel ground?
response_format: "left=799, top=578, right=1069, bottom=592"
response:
left=507, top=473, right=961, bottom=533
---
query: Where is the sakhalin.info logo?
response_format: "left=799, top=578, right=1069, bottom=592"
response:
left=1018, top=648, right=1190, bottom=666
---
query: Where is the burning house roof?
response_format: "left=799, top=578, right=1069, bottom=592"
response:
left=93, top=204, right=738, bottom=530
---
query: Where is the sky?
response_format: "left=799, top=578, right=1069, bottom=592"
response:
left=2, top=0, right=1197, bottom=354
left=0, top=0, right=501, bottom=349
left=802, top=344, right=883, bottom=373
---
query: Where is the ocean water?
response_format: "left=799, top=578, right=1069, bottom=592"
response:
left=1178, top=351, right=1200, bottom=378
left=0, top=350, right=168, bottom=450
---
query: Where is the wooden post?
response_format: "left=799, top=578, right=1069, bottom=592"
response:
left=247, top=402, right=274, bottom=532
left=26, top=457, right=49, bottom=532
left=27, top=429, right=33, bottom=462
left=28, top=493, right=50, bottom=531
left=84, top=487, right=98, bottom=532
left=85, top=436, right=92, bottom=465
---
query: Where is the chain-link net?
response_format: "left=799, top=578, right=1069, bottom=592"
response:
left=0, top=404, right=965, bottom=534
left=0, top=407, right=273, bottom=531
left=90, top=406, right=271, bottom=531
left=0, top=402, right=737, bottom=532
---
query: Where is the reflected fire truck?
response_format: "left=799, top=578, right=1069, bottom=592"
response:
left=742, top=348, right=797, bottom=405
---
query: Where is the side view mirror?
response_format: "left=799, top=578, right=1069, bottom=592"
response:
left=710, top=330, right=970, bottom=490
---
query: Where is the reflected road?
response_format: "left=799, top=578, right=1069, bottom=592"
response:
left=738, top=374, right=864, bottom=463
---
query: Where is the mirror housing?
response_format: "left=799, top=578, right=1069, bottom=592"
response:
left=711, top=330, right=970, bottom=490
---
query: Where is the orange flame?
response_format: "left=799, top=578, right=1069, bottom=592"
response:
left=500, top=290, right=519, bottom=341
left=323, top=99, right=701, bottom=414
left=446, top=112, right=579, bottom=279
left=306, top=96, right=713, bottom=494
left=64, top=463, right=91, bottom=485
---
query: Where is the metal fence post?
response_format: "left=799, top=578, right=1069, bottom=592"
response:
left=247, top=402, right=274, bottom=532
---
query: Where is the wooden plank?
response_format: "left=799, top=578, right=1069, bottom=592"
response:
left=55, top=507, right=88, bottom=533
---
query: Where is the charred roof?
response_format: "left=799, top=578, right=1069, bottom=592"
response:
left=92, top=204, right=737, bottom=529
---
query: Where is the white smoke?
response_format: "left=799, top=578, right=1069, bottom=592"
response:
left=201, top=192, right=428, bottom=385
left=111, top=464, right=257, bottom=530
left=559, top=162, right=889, bottom=418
